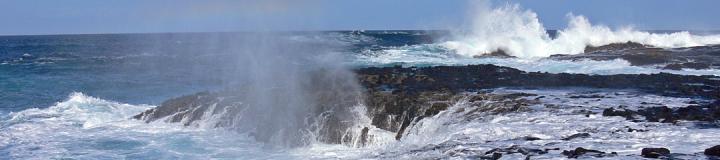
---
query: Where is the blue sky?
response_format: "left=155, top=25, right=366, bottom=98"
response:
left=1, top=0, right=719, bottom=35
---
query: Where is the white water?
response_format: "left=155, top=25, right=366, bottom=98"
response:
left=354, top=44, right=720, bottom=76
left=1, top=90, right=718, bottom=159
left=350, top=1, right=720, bottom=76
left=443, top=2, right=720, bottom=58
left=302, top=89, right=719, bottom=159
left=0, top=93, right=295, bottom=159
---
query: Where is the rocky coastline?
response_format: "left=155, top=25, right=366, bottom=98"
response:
left=549, top=42, right=720, bottom=70
left=132, top=43, right=720, bottom=158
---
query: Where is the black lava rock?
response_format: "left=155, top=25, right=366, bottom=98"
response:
left=602, top=107, right=637, bottom=120
left=706, top=145, right=720, bottom=157
left=562, top=147, right=613, bottom=158
left=562, top=133, right=591, bottom=141
left=641, top=148, right=670, bottom=158
left=485, top=145, right=547, bottom=156
left=602, top=101, right=720, bottom=124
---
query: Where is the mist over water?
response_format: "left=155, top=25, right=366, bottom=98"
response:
left=2, top=0, right=720, bottom=159
left=444, top=1, right=720, bottom=58
left=198, top=34, right=366, bottom=147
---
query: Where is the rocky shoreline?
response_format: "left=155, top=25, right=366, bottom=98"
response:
left=132, top=47, right=720, bottom=158
left=549, top=42, right=720, bottom=70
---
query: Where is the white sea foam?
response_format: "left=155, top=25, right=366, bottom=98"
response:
left=350, top=2, right=720, bottom=76
left=1, top=90, right=717, bottom=159
left=354, top=44, right=720, bottom=76
left=317, top=89, right=719, bottom=159
left=0, top=93, right=291, bottom=159
left=444, top=3, right=720, bottom=58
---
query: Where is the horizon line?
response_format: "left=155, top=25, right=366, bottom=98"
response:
left=2, top=29, right=719, bottom=37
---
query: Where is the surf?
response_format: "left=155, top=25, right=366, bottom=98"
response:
left=443, top=2, right=720, bottom=58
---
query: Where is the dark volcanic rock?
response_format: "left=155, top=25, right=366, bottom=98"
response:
left=664, top=62, right=711, bottom=70
left=132, top=91, right=232, bottom=124
left=134, top=64, right=720, bottom=145
left=472, top=49, right=516, bottom=58
left=641, top=148, right=670, bottom=158
left=134, top=68, right=364, bottom=147
left=561, top=133, right=591, bottom=141
left=485, top=145, right=548, bottom=156
left=356, top=65, right=720, bottom=99
left=706, top=145, right=720, bottom=157
left=584, top=42, right=650, bottom=53
left=602, top=101, right=720, bottom=123
left=365, top=91, right=537, bottom=140
left=519, top=136, right=541, bottom=141
left=561, top=147, right=616, bottom=158
left=552, top=42, right=720, bottom=70
left=602, top=107, right=637, bottom=120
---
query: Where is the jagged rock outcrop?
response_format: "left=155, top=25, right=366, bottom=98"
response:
left=133, top=64, right=720, bottom=146
left=641, top=148, right=671, bottom=158
left=561, top=147, right=617, bottom=158
left=472, top=49, right=516, bottom=58
left=561, top=133, right=591, bottom=141
left=135, top=67, right=364, bottom=147
left=551, top=42, right=720, bottom=70
left=472, top=42, right=720, bottom=70
left=583, top=42, right=651, bottom=53
left=706, top=145, right=720, bottom=157
left=356, top=64, right=720, bottom=99
left=602, top=101, right=720, bottom=123
left=365, top=91, right=537, bottom=140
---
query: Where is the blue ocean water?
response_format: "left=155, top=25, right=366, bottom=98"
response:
left=1, top=31, right=719, bottom=159
left=0, top=31, right=441, bottom=159
left=0, top=32, right=436, bottom=112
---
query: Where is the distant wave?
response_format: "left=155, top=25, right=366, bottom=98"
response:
left=354, top=44, right=720, bottom=76
left=443, top=3, right=720, bottom=58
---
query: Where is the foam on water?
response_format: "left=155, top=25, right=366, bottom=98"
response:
left=354, top=44, right=720, bottom=76
left=1, top=90, right=718, bottom=159
left=319, top=89, right=719, bottom=159
left=0, top=93, right=294, bottom=159
left=444, top=2, right=720, bottom=58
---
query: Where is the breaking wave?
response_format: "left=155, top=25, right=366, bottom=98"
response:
left=443, top=2, right=720, bottom=58
left=0, top=93, right=293, bottom=159
left=354, top=44, right=720, bottom=76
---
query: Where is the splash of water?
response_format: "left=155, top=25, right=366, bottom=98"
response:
left=444, top=2, right=720, bottom=58
left=130, top=34, right=372, bottom=148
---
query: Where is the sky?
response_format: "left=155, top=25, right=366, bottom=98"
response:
left=1, top=0, right=719, bottom=35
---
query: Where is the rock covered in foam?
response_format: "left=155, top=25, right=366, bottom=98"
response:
left=471, top=49, right=516, bottom=58
left=602, top=101, right=720, bottom=123
left=583, top=41, right=651, bottom=53
left=550, top=42, right=720, bottom=70
left=356, top=64, right=720, bottom=99
left=133, top=64, right=720, bottom=147
left=135, top=68, right=365, bottom=147
left=561, top=147, right=616, bottom=158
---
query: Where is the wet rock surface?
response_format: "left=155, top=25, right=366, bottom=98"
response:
left=641, top=148, right=671, bottom=158
left=356, top=64, right=720, bottom=99
left=561, top=147, right=616, bottom=158
left=561, top=133, right=591, bottom=141
left=472, top=49, right=516, bottom=58
left=549, top=42, right=720, bottom=70
left=602, top=100, right=720, bottom=123
left=707, top=145, right=720, bottom=157
left=132, top=64, right=720, bottom=158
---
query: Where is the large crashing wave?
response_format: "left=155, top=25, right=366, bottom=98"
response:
left=444, top=2, right=720, bottom=58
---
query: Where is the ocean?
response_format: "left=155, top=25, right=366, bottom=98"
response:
left=2, top=5, right=720, bottom=159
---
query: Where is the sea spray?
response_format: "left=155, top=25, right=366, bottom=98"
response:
left=445, top=1, right=720, bottom=58
left=130, top=34, right=374, bottom=148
